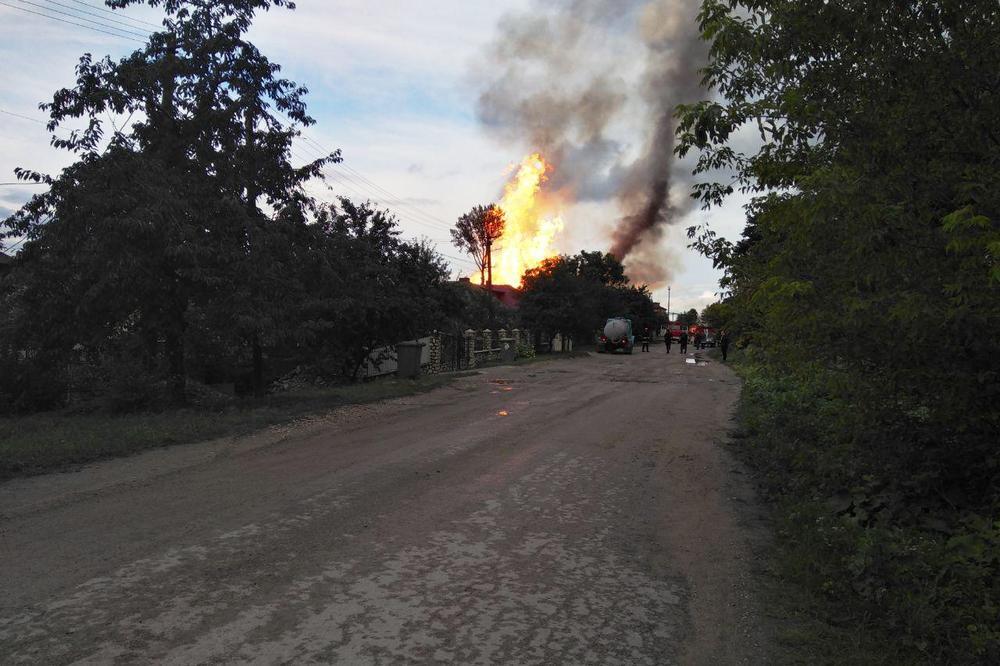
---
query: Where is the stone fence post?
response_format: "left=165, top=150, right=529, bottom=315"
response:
left=428, top=331, right=442, bottom=374
left=464, top=329, right=476, bottom=369
left=482, top=329, right=493, bottom=361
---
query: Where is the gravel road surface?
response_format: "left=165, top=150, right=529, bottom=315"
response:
left=1, top=348, right=770, bottom=664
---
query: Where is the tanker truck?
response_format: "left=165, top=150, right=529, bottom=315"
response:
left=596, top=317, right=635, bottom=354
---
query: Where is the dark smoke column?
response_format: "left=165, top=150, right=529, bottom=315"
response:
left=609, top=0, right=708, bottom=279
left=475, top=0, right=706, bottom=286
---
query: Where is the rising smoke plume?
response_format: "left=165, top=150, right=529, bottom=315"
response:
left=475, top=0, right=707, bottom=285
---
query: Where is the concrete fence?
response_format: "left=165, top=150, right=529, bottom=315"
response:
left=357, top=336, right=432, bottom=380
left=422, top=328, right=534, bottom=374
left=367, top=327, right=573, bottom=378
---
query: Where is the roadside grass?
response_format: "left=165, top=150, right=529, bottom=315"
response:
left=718, top=348, right=886, bottom=663
left=513, top=349, right=591, bottom=366
left=0, top=372, right=473, bottom=481
left=751, top=502, right=900, bottom=665
left=471, top=349, right=592, bottom=371
left=719, top=347, right=965, bottom=664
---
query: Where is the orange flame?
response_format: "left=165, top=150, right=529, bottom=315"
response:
left=484, top=153, right=564, bottom=287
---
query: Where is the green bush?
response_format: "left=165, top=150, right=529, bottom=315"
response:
left=0, top=355, right=67, bottom=414
left=733, top=359, right=1000, bottom=663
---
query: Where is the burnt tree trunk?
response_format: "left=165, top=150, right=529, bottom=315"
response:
left=485, top=241, right=493, bottom=288
left=164, top=314, right=187, bottom=406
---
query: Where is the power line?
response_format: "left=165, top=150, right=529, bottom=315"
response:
left=40, top=0, right=153, bottom=34
left=331, top=163, right=449, bottom=226
left=0, top=108, right=46, bottom=124
left=22, top=0, right=149, bottom=37
left=64, top=0, right=160, bottom=28
left=11, top=1, right=456, bottom=235
left=295, top=156, right=472, bottom=267
left=3, top=237, right=28, bottom=253
left=331, top=162, right=452, bottom=231
left=297, top=165, right=476, bottom=268
left=319, top=168, right=454, bottom=236
left=287, top=127, right=454, bottom=231
left=342, top=163, right=451, bottom=224
left=0, top=0, right=147, bottom=42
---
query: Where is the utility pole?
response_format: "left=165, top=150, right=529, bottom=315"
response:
left=667, top=285, right=672, bottom=321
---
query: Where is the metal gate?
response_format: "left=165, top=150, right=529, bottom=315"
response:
left=438, top=333, right=467, bottom=372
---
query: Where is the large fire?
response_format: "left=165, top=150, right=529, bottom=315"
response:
left=484, top=153, right=565, bottom=287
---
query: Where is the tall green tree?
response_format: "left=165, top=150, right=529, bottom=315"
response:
left=677, top=308, right=698, bottom=327
left=295, top=198, right=453, bottom=380
left=700, top=302, right=730, bottom=330
left=519, top=251, right=657, bottom=344
left=3, top=0, right=336, bottom=403
left=678, top=0, right=999, bottom=477
left=677, top=1, right=1000, bottom=658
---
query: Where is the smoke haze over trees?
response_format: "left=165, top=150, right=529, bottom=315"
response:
left=475, top=0, right=707, bottom=286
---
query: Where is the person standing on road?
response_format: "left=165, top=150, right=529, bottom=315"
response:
left=679, top=331, right=689, bottom=354
left=664, top=332, right=672, bottom=354
left=641, top=327, right=651, bottom=352
left=720, top=330, right=731, bottom=361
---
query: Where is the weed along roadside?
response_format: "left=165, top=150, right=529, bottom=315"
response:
left=716, top=346, right=1000, bottom=664
left=0, top=373, right=471, bottom=481
left=0, top=351, right=590, bottom=482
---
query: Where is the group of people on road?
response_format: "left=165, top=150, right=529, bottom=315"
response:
left=635, top=326, right=733, bottom=361
left=663, top=331, right=686, bottom=354
left=662, top=329, right=731, bottom=361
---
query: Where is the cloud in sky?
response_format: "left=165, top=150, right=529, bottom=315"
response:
left=0, top=0, right=739, bottom=312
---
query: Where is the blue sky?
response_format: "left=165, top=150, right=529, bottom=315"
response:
left=0, top=0, right=748, bottom=315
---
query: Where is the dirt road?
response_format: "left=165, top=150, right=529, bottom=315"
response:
left=0, top=348, right=769, bottom=664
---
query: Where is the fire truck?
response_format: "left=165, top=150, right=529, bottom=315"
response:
left=666, top=322, right=718, bottom=346
left=687, top=325, right=718, bottom=347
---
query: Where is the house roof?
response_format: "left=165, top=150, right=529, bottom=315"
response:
left=488, top=284, right=520, bottom=295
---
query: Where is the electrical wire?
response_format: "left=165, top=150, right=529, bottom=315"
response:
left=283, top=121, right=454, bottom=230
left=292, top=151, right=463, bottom=248
left=286, top=131, right=478, bottom=269
left=0, top=108, right=47, bottom=124
left=64, top=0, right=160, bottom=28
left=39, top=0, right=153, bottom=34
left=3, top=237, right=28, bottom=253
left=0, top=0, right=148, bottom=42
